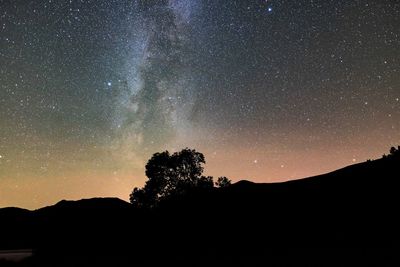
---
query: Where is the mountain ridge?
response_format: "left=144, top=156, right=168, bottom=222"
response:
left=1, top=155, right=399, bottom=266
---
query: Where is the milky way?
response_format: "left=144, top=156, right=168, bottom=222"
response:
left=112, top=0, right=197, bottom=166
left=1, top=0, right=399, bottom=208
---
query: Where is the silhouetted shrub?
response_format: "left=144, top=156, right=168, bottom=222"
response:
left=215, top=176, right=232, bottom=188
left=383, top=146, right=400, bottom=160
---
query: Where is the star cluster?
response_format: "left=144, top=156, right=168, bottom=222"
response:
left=1, top=0, right=399, bottom=208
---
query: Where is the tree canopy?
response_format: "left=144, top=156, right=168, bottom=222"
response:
left=130, top=148, right=230, bottom=208
left=383, top=146, right=400, bottom=160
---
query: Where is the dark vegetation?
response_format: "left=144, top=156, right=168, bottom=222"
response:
left=0, top=147, right=399, bottom=266
left=130, top=148, right=231, bottom=208
left=383, top=145, right=400, bottom=159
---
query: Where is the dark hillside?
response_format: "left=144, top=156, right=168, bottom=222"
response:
left=1, top=157, right=399, bottom=266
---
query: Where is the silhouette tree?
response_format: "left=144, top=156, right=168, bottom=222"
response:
left=215, top=176, right=232, bottom=188
left=389, top=146, right=400, bottom=157
left=383, top=146, right=400, bottom=160
left=130, top=148, right=214, bottom=208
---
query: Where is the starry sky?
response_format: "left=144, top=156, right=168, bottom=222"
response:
left=1, top=0, right=399, bottom=209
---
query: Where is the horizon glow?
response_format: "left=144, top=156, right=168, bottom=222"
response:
left=1, top=0, right=399, bottom=209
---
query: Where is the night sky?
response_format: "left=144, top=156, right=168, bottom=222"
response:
left=1, top=0, right=399, bottom=209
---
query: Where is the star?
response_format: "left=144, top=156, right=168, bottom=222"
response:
left=1, top=0, right=399, bottom=209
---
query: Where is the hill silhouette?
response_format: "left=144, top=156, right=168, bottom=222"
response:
left=1, top=155, right=399, bottom=266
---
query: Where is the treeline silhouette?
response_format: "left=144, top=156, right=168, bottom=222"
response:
left=0, top=146, right=400, bottom=267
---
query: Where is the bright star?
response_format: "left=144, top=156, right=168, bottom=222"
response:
left=107, top=81, right=112, bottom=86
left=268, top=7, right=272, bottom=12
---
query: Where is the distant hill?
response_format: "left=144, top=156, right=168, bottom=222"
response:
left=1, top=156, right=399, bottom=266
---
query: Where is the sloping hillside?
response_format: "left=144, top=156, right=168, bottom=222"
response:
left=0, top=156, right=399, bottom=266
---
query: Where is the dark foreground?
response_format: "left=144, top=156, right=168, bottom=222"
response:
left=1, top=156, right=399, bottom=266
